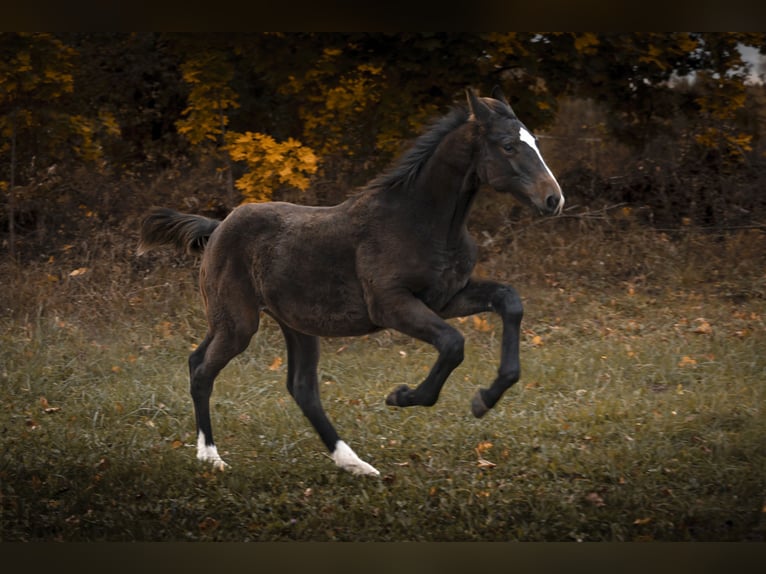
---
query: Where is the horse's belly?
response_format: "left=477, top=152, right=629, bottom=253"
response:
left=262, top=273, right=377, bottom=337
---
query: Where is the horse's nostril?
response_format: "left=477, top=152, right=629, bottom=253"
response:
left=546, top=194, right=559, bottom=212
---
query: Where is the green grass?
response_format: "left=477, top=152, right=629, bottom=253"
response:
left=1, top=218, right=764, bottom=541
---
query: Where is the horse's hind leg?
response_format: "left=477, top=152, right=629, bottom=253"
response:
left=189, top=315, right=259, bottom=470
left=279, top=322, right=379, bottom=476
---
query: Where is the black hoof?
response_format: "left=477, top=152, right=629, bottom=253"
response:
left=471, top=389, right=490, bottom=418
left=385, top=384, right=412, bottom=407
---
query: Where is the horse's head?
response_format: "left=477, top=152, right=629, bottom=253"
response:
left=467, top=87, right=564, bottom=216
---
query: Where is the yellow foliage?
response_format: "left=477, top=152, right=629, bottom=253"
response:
left=281, top=60, right=384, bottom=158
left=176, top=53, right=240, bottom=146
left=690, top=73, right=753, bottom=160
left=226, top=131, right=318, bottom=203
left=0, top=34, right=75, bottom=106
left=573, top=33, right=599, bottom=54
left=638, top=44, right=666, bottom=70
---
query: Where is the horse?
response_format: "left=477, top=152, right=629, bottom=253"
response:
left=137, top=86, right=564, bottom=476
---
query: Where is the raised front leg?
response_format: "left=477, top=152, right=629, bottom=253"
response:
left=439, top=279, right=524, bottom=417
left=368, top=291, right=465, bottom=409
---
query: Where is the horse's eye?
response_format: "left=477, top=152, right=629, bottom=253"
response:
left=502, top=142, right=515, bottom=154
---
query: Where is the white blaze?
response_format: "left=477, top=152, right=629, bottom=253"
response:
left=519, top=126, right=564, bottom=212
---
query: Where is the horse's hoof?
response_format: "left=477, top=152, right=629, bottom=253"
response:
left=332, top=440, right=381, bottom=477
left=385, top=384, right=411, bottom=407
left=471, top=389, right=490, bottom=418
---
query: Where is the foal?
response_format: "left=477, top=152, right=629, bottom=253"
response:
left=138, top=87, right=563, bottom=476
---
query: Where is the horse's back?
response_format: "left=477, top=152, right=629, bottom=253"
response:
left=202, top=199, right=377, bottom=337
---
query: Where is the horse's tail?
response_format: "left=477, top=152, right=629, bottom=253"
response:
left=137, top=207, right=221, bottom=256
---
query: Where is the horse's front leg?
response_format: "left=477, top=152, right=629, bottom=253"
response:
left=439, top=279, right=524, bottom=417
left=369, top=292, right=465, bottom=409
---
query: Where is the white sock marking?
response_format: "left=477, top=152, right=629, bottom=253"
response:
left=332, top=440, right=380, bottom=476
left=197, top=431, right=229, bottom=471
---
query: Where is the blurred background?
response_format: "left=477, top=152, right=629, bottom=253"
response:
left=2, top=32, right=765, bottom=260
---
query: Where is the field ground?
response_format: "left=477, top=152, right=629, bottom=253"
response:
left=1, top=212, right=764, bottom=541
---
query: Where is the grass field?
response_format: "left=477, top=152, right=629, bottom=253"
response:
left=1, top=211, right=764, bottom=541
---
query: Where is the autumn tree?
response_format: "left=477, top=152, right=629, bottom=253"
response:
left=175, top=41, right=319, bottom=205
left=0, top=33, right=79, bottom=258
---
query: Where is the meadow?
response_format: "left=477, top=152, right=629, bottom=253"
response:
left=1, top=207, right=764, bottom=541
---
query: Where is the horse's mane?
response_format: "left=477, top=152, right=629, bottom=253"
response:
left=364, top=105, right=470, bottom=194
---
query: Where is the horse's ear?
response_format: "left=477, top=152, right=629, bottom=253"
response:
left=466, top=87, right=492, bottom=124
left=490, top=85, right=509, bottom=106
left=491, top=85, right=516, bottom=116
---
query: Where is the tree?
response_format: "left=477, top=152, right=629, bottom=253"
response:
left=176, top=49, right=240, bottom=205
left=0, top=33, right=77, bottom=258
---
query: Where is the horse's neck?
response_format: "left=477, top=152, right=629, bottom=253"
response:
left=414, top=126, right=479, bottom=244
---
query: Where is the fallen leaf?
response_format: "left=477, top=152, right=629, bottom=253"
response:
left=268, top=356, right=283, bottom=371
left=472, top=316, right=493, bottom=332
left=692, top=318, right=713, bottom=335
left=633, top=517, right=652, bottom=525
left=678, top=355, right=697, bottom=368
left=585, top=492, right=606, bottom=507
left=198, top=516, right=220, bottom=531
left=171, top=440, right=184, bottom=449
left=476, top=440, right=493, bottom=455
left=69, top=267, right=89, bottom=277
left=477, top=458, right=496, bottom=469
left=531, top=335, right=543, bottom=347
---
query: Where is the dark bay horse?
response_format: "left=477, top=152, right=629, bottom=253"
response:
left=138, top=87, right=563, bottom=476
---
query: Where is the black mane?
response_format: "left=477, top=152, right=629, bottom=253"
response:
left=364, top=105, right=470, bottom=193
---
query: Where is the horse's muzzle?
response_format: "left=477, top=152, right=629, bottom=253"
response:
left=545, top=192, right=565, bottom=216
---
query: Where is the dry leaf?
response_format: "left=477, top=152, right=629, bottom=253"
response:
left=472, top=316, right=493, bottom=332
left=69, top=267, right=89, bottom=277
left=477, top=458, right=496, bottom=468
left=171, top=440, right=184, bottom=449
left=633, top=517, right=652, bottom=525
left=678, top=355, right=697, bottom=368
left=475, top=440, right=493, bottom=455
left=198, top=516, right=220, bottom=531
left=585, top=492, right=606, bottom=507
left=530, top=335, right=543, bottom=347
left=692, top=318, right=713, bottom=335
left=268, top=356, right=283, bottom=371
left=39, top=397, right=61, bottom=414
